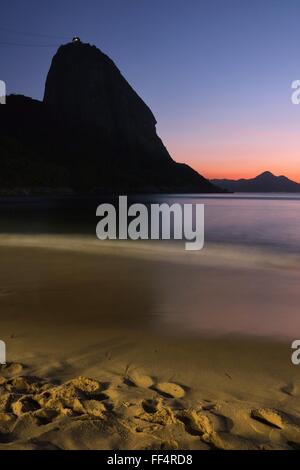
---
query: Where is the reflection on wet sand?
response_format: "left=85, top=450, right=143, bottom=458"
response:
left=0, top=235, right=300, bottom=450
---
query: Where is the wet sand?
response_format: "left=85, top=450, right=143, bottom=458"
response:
left=0, top=236, right=300, bottom=450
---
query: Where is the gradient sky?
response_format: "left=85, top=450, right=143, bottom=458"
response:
left=1, top=0, right=300, bottom=181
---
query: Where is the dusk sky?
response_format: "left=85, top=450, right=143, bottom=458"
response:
left=1, top=0, right=300, bottom=181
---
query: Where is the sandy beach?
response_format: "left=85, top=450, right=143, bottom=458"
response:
left=2, top=0, right=300, bottom=458
left=0, top=235, right=300, bottom=450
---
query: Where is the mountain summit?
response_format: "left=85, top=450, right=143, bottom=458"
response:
left=0, top=41, right=221, bottom=194
left=212, top=171, right=300, bottom=192
left=44, top=42, right=159, bottom=137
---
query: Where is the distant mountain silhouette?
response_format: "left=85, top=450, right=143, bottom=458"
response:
left=0, top=41, right=222, bottom=194
left=212, top=171, right=300, bottom=192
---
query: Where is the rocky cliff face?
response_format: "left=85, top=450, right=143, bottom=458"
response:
left=44, top=43, right=157, bottom=133
left=43, top=42, right=173, bottom=168
left=0, top=41, right=222, bottom=193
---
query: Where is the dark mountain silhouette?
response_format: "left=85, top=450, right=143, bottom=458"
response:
left=0, top=41, right=221, bottom=194
left=212, top=171, right=300, bottom=192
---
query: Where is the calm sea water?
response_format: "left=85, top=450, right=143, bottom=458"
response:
left=150, top=193, right=300, bottom=253
left=0, top=193, right=299, bottom=339
left=0, top=193, right=300, bottom=253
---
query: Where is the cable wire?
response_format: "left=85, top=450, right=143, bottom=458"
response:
left=0, top=41, right=60, bottom=47
left=0, top=26, right=69, bottom=40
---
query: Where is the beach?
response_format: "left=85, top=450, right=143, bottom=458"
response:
left=2, top=0, right=300, bottom=456
left=1, top=235, right=300, bottom=450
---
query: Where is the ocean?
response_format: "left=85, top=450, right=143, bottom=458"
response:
left=0, top=193, right=299, bottom=339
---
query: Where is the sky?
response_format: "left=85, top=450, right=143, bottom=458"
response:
left=1, top=0, right=300, bottom=181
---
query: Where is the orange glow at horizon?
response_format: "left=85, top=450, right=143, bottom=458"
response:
left=165, top=134, right=300, bottom=183
left=193, top=167, right=300, bottom=182
left=189, top=161, right=300, bottom=183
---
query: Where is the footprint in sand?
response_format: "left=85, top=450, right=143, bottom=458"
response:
left=141, top=398, right=177, bottom=425
left=67, top=376, right=101, bottom=393
left=127, top=372, right=154, bottom=389
left=11, top=397, right=41, bottom=417
left=82, top=400, right=106, bottom=418
left=154, top=382, right=185, bottom=399
left=251, top=408, right=285, bottom=429
left=176, top=409, right=214, bottom=437
left=7, top=376, right=42, bottom=394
